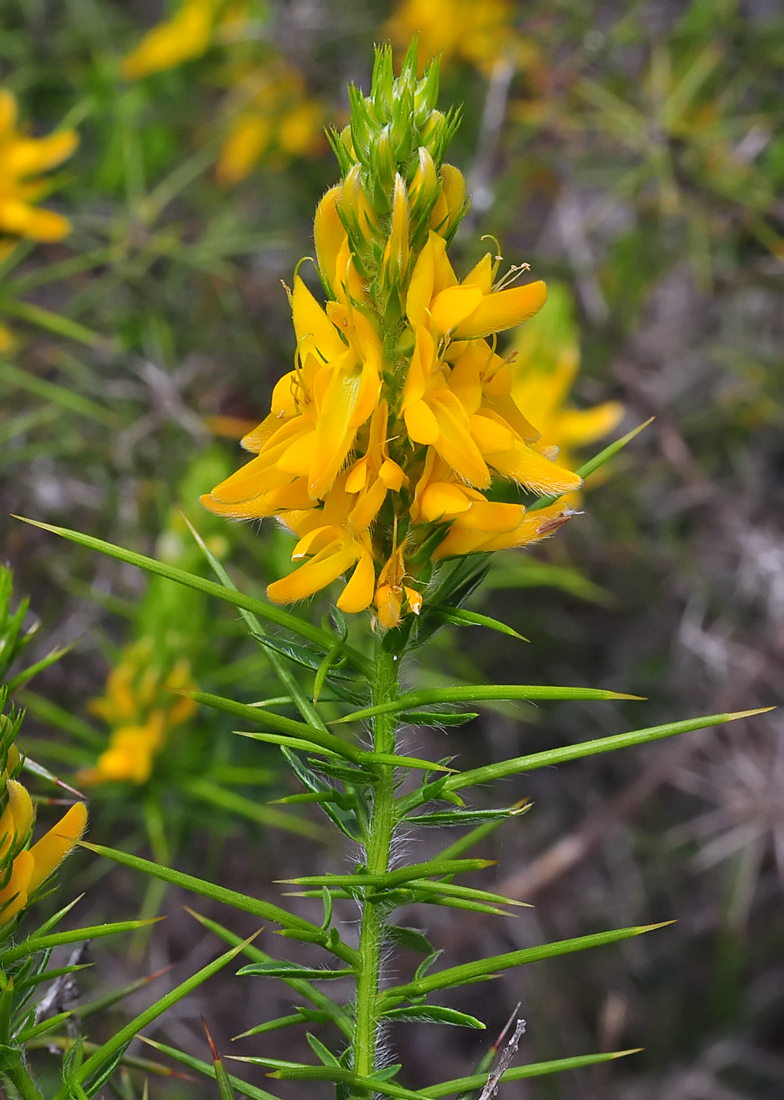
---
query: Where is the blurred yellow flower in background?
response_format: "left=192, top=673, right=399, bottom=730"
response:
left=216, top=60, right=324, bottom=185
left=508, top=282, right=624, bottom=490
left=386, top=0, right=519, bottom=73
left=79, top=642, right=198, bottom=785
left=0, top=89, right=77, bottom=245
left=121, top=0, right=216, bottom=79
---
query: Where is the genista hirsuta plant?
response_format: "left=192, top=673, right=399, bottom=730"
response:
left=18, top=40, right=769, bottom=1099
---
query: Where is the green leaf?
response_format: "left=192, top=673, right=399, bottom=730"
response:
left=6, top=644, right=75, bottom=693
left=77, top=842, right=359, bottom=967
left=201, top=1018, right=236, bottom=1100
left=306, top=1034, right=340, bottom=1067
left=12, top=518, right=373, bottom=677
left=17, top=691, right=103, bottom=748
left=406, top=807, right=526, bottom=827
left=384, top=925, right=434, bottom=955
left=419, top=1049, right=642, bottom=1097
left=0, top=300, right=109, bottom=348
left=379, top=923, right=671, bottom=1007
left=423, top=708, right=774, bottom=803
left=237, top=961, right=354, bottom=980
left=527, top=418, right=654, bottom=511
left=0, top=360, right=118, bottom=427
left=280, top=858, right=496, bottom=891
left=184, top=779, right=325, bottom=840
left=234, top=1009, right=331, bottom=1039
left=332, top=684, right=642, bottom=725
left=54, top=936, right=258, bottom=1100
left=1, top=919, right=160, bottom=966
left=484, top=559, right=611, bottom=604
left=185, top=908, right=352, bottom=1038
left=383, top=1005, right=485, bottom=1028
left=430, top=607, right=528, bottom=641
left=187, top=690, right=366, bottom=764
left=75, top=967, right=172, bottom=1020
left=183, top=516, right=336, bottom=733
left=229, top=1060, right=422, bottom=1100
left=399, top=711, right=479, bottom=728
left=139, top=1038, right=280, bottom=1100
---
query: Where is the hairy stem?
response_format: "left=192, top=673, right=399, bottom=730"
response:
left=353, top=648, right=400, bottom=1081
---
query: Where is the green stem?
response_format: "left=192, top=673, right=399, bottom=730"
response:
left=6, top=1061, right=45, bottom=1100
left=353, top=648, right=400, bottom=1082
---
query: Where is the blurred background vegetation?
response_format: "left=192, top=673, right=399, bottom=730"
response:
left=1, top=0, right=783, bottom=1097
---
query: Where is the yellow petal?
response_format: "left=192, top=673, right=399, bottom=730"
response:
left=379, top=459, right=405, bottom=491
left=430, top=284, right=483, bottom=336
left=405, top=399, right=440, bottom=445
left=0, top=780, right=33, bottom=857
left=278, top=431, right=316, bottom=476
left=345, top=459, right=368, bottom=493
left=457, top=501, right=525, bottom=532
left=462, top=253, right=494, bottom=293
left=337, top=549, right=375, bottom=613
left=406, top=233, right=436, bottom=329
left=267, top=541, right=358, bottom=604
left=314, top=184, right=346, bottom=294
left=429, top=391, right=490, bottom=487
left=440, top=164, right=466, bottom=224
left=292, top=275, right=346, bottom=361
left=488, top=441, right=582, bottom=495
left=453, top=281, right=548, bottom=339
left=420, top=482, right=472, bottom=521
left=309, top=363, right=366, bottom=498
left=0, top=850, right=33, bottom=922
left=27, top=801, right=87, bottom=894
left=469, top=413, right=515, bottom=454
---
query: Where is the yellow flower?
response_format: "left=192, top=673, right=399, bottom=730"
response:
left=387, top=0, right=518, bottom=74
left=121, top=0, right=215, bottom=80
left=202, top=46, right=581, bottom=626
left=216, top=62, right=323, bottom=185
left=0, top=89, right=77, bottom=245
left=508, top=283, right=624, bottom=484
left=79, top=642, right=198, bottom=785
left=0, top=780, right=86, bottom=924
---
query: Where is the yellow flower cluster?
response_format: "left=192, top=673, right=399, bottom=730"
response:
left=79, top=642, right=198, bottom=785
left=0, top=748, right=86, bottom=924
left=201, top=47, right=584, bottom=629
left=121, top=1, right=322, bottom=185
left=386, top=0, right=519, bottom=74
left=216, top=59, right=324, bottom=185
